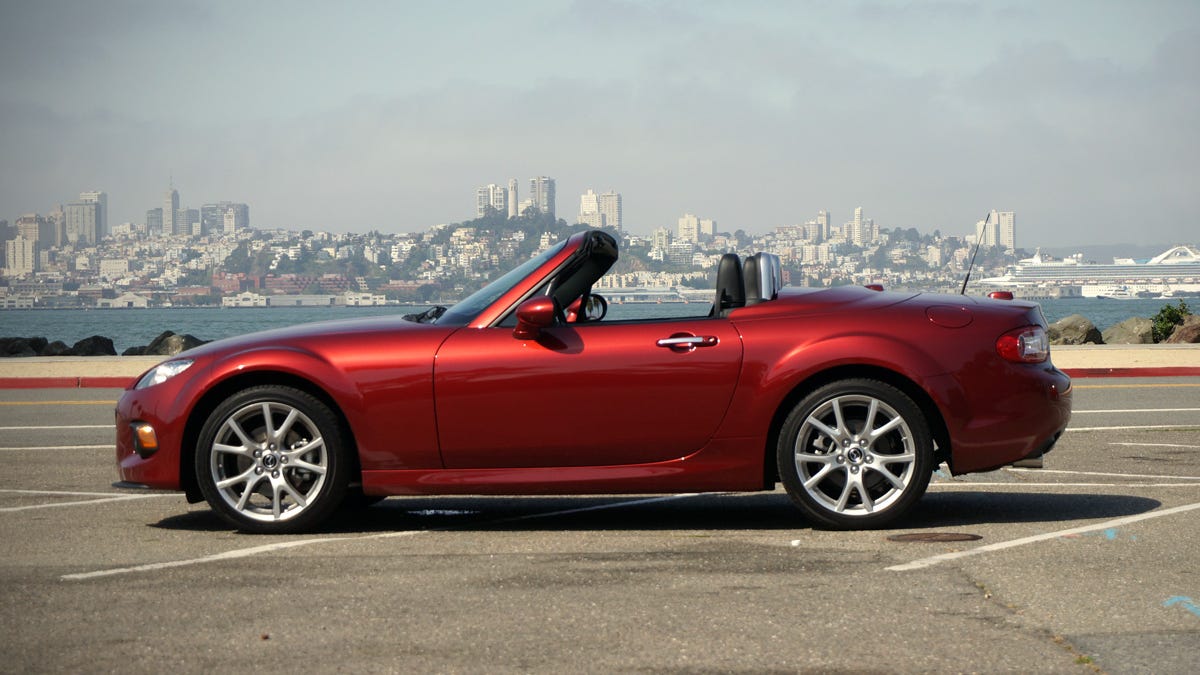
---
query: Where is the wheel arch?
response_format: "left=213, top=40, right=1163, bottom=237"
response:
left=179, top=370, right=360, bottom=503
left=761, top=364, right=951, bottom=488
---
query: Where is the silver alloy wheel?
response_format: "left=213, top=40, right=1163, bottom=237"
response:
left=793, top=394, right=917, bottom=517
left=208, top=401, right=329, bottom=522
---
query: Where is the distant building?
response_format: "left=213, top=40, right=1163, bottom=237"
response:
left=598, top=191, right=622, bottom=231
left=507, top=179, right=518, bottom=219
left=64, top=201, right=99, bottom=244
left=998, top=210, right=1016, bottom=252
left=677, top=213, right=700, bottom=243
left=4, top=236, right=37, bottom=276
left=174, top=208, right=199, bottom=236
left=163, top=187, right=179, bottom=236
left=79, top=191, right=108, bottom=239
left=146, top=208, right=163, bottom=235
left=475, top=183, right=508, bottom=218
left=529, top=176, right=555, bottom=219
left=578, top=189, right=603, bottom=228
left=202, top=202, right=250, bottom=235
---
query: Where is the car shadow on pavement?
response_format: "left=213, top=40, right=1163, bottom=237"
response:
left=908, top=491, right=1161, bottom=527
left=149, top=490, right=1162, bottom=534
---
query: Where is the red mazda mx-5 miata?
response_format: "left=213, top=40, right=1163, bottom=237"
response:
left=116, top=230, right=1071, bottom=533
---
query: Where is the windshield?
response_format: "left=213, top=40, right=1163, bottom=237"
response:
left=435, top=240, right=567, bottom=326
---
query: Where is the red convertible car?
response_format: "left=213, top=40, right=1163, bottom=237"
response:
left=116, top=230, right=1071, bottom=533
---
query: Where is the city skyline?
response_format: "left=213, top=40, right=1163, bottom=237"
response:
left=1, top=1, right=1197, bottom=247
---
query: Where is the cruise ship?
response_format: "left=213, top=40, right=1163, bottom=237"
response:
left=981, top=245, right=1200, bottom=298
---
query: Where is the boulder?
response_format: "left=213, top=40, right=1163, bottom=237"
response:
left=65, top=335, right=117, bottom=356
left=1164, top=315, right=1200, bottom=344
left=1047, top=314, right=1103, bottom=345
left=122, top=345, right=147, bottom=356
left=41, top=340, right=71, bottom=356
left=142, top=330, right=208, bottom=356
left=1102, top=317, right=1154, bottom=344
left=0, top=337, right=47, bottom=357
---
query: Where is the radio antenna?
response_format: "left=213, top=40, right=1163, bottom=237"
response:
left=959, top=211, right=990, bottom=295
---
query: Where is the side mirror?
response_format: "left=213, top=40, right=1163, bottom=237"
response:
left=513, top=297, right=557, bottom=340
left=583, top=293, right=608, bottom=321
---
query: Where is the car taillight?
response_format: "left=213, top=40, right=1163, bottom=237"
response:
left=996, top=326, right=1049, bottom=363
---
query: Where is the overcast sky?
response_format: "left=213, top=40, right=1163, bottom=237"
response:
left=1, top=0, right=1196, bottom=248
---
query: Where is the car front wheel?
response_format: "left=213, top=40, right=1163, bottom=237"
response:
left=195, top=385, right=349, bottom=533
left=777, top=379, right=933, bottom=529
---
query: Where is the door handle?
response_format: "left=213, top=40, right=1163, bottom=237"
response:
left=656, top=335, right=719, bottom=350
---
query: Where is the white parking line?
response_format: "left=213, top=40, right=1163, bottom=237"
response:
left=887, top=500, right=1200, bottom=572
left=1069, top=425, right=1200, bottom=432
left=1006, top=468, right=1200, bottom=481
left=1113, top=442, right=1200, bottom=450
left=0, top=494, right=169, bottom=513
left=1, top=489, right=141, bottom=497
left=60, top=493, right=702, bottom=581
left=930, top=482, right=1198, bottom=488
left=1073, top=408, right=1200, bottom=414
left=0, top=445, right=112, bottom=451
left=0, top=425, right=114, bottom=430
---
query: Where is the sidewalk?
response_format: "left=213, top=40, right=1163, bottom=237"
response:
left=0, top=346, right=1197, bottom=388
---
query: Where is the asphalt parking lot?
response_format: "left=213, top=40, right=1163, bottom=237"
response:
left=2, top=379, right=1198, bottom=673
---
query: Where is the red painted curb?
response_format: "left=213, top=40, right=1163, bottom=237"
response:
left=0, top=376, right=133, bottom=389
left=80, top=376, right=135, bottom=389
left=1062, top=367, right=1200, bottom=378
left=0, top=377, right=81, bottom=389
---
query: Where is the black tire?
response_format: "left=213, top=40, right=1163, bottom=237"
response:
left=777, top=378, right=933, bottom=529
left=195, top=385, right=350, bottom=533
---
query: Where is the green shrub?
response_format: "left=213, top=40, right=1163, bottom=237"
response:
left=1152, top=300, right=1192, bottom=343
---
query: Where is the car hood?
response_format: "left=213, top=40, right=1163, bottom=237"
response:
left=172, top=314, right=452, bottom=362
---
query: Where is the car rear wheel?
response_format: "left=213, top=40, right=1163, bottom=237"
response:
left=195, top=386, right=349, bottom=533
left=777, top=379, right=933, bottom=529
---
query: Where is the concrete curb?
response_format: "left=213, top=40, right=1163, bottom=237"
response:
left=0, top=346, right=1197, bottom=388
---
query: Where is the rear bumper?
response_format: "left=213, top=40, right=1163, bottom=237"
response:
left=940, top=364, right=1072, bottom=475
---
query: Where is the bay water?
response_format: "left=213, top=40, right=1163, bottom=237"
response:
left=0, top=296, right=1184, bottom=354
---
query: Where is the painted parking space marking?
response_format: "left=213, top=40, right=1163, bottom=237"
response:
left=1007, top=468, right=1200, bottom=481
left=0, top=444, right=112, bottom=452
left=0, top=425, right=114, bottom=431
left=0, top=494, right=170, bottom=513
left=1113, top=442, right=1200, bottom=450
left=1069, top=424, right=1200, bottom=432
left=887, top=500, right=1200, bottom=572
left=1073, top=408, right=1200, bottom=414
left=60, top=493, right=703, bottom=581
left=0, top=400, right=117, bottom=406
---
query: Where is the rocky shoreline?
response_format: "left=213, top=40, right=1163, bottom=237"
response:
left=0, top=331, right=208, bottom=357
left=2, top=311, right=1198, bottom=358
left=1050, top=314, right=1200, bottom=345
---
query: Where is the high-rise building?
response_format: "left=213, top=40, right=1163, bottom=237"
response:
left=202, top=202, right=250, bottom=235
left=997, top=211, right=1016, bottom=252
left=146, top=208, right=163, bottom=235
left=507, top=179, right=518, bottom=219
left=15, top=214, right=42, bottom=242
left=3, top=236, right=38, bottom=276
left=224, top=203, right=250, bottom=234
left=529, top=176, right=555, bottom=219
left=475, top=183, right=508, bottom=218
left=975, top=209, right=1010, bottom=249
left=578, top=189, right=604, bottom=228
left=79, top=191, right=108, bottom=239
left=598, top=191, right=622, bottom=231
left=699, top=218, right=716, bottom=239
left=163, top=187, right=179, bottom=236
left=64, top=201, right=99, bottom=244
left=677, top=213, right=700, bottom=243
left=817, top=210, right=831, bottom=240
left=174, top=208, right=200, bottom=236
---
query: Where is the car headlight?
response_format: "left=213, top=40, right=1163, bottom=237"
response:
left=135, top=359, right=194, bottom=389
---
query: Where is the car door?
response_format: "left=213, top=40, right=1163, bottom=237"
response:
left=433, top=317, right=743, bottom=468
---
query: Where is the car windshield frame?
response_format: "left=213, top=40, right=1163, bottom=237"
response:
left=434, top=240, right=569, bottom=327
